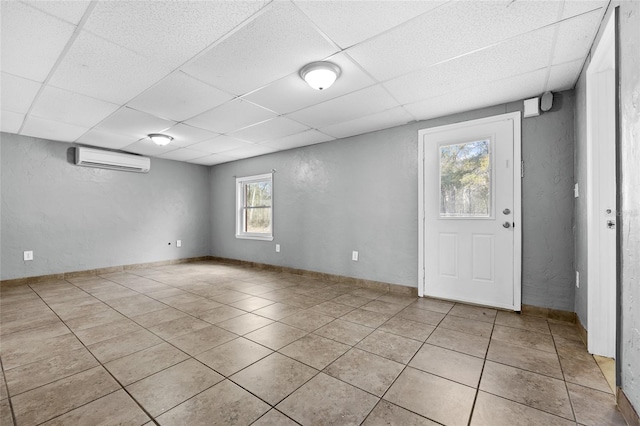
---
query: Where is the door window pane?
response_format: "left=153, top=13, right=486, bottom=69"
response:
left=439, top=139, right=491, bottom=217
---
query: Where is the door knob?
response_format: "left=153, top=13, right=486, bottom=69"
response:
left=503, top=222, right=511, bottom=228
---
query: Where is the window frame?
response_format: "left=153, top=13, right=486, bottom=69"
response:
left=235, top=173, right=274, bottom=241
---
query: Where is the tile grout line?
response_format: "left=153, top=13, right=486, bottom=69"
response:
left=465, top=312, right=497, bottom=426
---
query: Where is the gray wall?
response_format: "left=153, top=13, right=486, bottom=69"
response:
left=574, top=1, right=640, bottom=414
left=0, top=133, right=211, bottom=280
left=211, top=94, right=576, bottom=311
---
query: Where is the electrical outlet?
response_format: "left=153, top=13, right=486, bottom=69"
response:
left=352, top=251, right=359, bottom=261
left=574, top=183, right=579, bottom=198
left=24, top=251, right=33, bottom=261
left=576, top=271, right=580, bottom=288
left=275, top=244, right=280, bottom=253
left=177, top=240, right=182, bottom=248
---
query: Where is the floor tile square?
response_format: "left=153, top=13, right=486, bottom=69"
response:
left=279, top=334, right=350, bottom=370
left=277, top=373, right=378, bottom=426
left=314, top=319, right=374, bottom=346
left=384, top=367, right=476, bottom=426
left=310, top=301, right=355, bottom=317
left=378, top=316, right=435, bottom=342
left=356, top=330, right=422, bottom=364
left=1, top=333, right=84, bottom=370
left=252, top=302, right=301, bottom=320
left=363, top=400, right=438, bottom=425
left=156, top=379, right=269, bottom=426
left=567, top=382, right=627, bottom=425
left=87, top=329, right=163, bottom=363
left=0, top=399, right=13, bottom=426
left=479, top=361, right=574, bottom=420
left=231, top=353, right=317, bottom=405
left=11, top=366, right=120, bottom=426
left=104, top=342, right=189, bottom=386
left=495, top=311, right=550, bottom=334
left=130, top=307, right=188, bottom=328
left=198, top=305, right=246, bottom=324
left=559, top=353, right=612, bottom=392
left=409, top=343, right=483, bottom=387
left=396, top=307, right=445, bottom=326
left=229, top=296, right=275, bottom=311
left=126, top=359, right=223, bottom=416
left=360, top=300, right=405, bottom=316
left=332, top=294, right=372, bottom=308
left=470, top=391, right=575, bottom=426
left=341, top=308, right=391, bottom=328
left=491, top=324, right=556, bottom=353
left=280, top=310, right=334, bottom=331
left=74, top=318, right=143, bottom=346
left=216, top=313, right=274, bottom=335
left=487, top=339, right=563, bottom=379
left=244, top=322, right=308, bottom=350
left=196, top=337, right=273, bottom=376
left=147, top=316, right=210, bottom=340
left=40, top=389, right=150, bottom=425
left=325, top=348, right=404, bottom=396
left=549, top=320, right=583, bottom=341
left=409, top=297, right=454, bottom=314
left=448, top=304, right=497, bottom=323
left=426, top=327, right=489, bottom=358
left=5, top=347, right=98, bottom=396
left=439, top=314, right=493, bottom=337
left=64, top=309, right=127, bottom=332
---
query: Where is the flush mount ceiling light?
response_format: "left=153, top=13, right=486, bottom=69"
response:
left=148, top=133, right=173, bottom=146
left=299, top=61, right=341, bottom=91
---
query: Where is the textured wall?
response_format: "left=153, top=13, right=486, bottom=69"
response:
left=211, top=96, right=576, bottom=310
left=0, top=133, right=211, bottom=279
left=518, top=92, right=576, bottom=311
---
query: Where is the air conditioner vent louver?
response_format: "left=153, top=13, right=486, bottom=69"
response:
left=75, top=147, right=150, bottom=173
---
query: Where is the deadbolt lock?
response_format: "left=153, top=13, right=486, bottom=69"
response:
left=503, top=208, right=511, bottom=215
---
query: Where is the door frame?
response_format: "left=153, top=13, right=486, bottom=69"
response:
left=417, top=112, right=522, bottom=310
left=586, top=10, right=617, bottom=358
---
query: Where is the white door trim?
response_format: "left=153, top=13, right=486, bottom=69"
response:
left=418, top=112, right=522, bottom=310
left=586, top=11, right=616, bottom=358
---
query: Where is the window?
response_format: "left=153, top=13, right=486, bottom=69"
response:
left=236, top=173, right=273, bottom=240
left=439, top=139, right=491, bottom=217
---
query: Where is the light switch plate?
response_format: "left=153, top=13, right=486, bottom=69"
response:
left=24, top=251, right=33, bottom=261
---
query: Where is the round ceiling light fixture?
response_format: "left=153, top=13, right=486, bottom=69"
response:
left=300, top=61, right=341, bottom=91
left=148, top=133, right=173, bottom=146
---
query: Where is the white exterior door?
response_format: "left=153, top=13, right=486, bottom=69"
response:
left=418, top=113, right=521, bottom=310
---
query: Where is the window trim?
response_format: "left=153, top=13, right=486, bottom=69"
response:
left=235, top=173, right=274, bottom=241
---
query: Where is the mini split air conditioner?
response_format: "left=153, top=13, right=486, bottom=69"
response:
left=75, top=147, right=150, bottom=173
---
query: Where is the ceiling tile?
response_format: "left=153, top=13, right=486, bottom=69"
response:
left=122, top=139, right=175, bottom=157
left=228, top=117, right=309, bottom=143
left=1, top=110, right=25, bottom=133
left=320, top=106, right=414, bottom=139
left=286, top=84, right=399, bottom=128
left=384, top=25, right=555, bottom=105
left=162, top=123, right=220, bottom=148
left=0, top=1, right=75, bottom=82
left=157, top=148, right=210, bottom=162
left=127, top=72, right=235, bottom=122
left=182, top=1, right=338, bottom=95
left=187, top=135, right=253, bottom=154
left=552, top=9, right=605, bottom=64
left=223, top=144, right=278, bottom=160
left=546, top=59, right=584, bottom=92
left=20, top=115, right=88, bottom=142
left=184, top=99, right=276, bottom=134
left=262, top=129, right=334, bottom=151
left=84, top=1, right=268, bottom=69
left=1, top=72, right=41, bottom=114
left=94, top=107, right=175, bottom=139
left=31, top=85, right=119, bottom=128
left=243, top=53, right=376, bottom=115
left=25, top=0, right=91, bottom=24
left=187, top=153, right=238, bottom=166
left=405, top=68, right=548, bottom=122
left=294, top=0, right=445, bottom=48
left=562, top=0, right=609, bottom=19
left=76, top=128, right=139, bottom=150
left=347, top=0, right=562, bottom=81
left=49, top=30, right=172, bottom=104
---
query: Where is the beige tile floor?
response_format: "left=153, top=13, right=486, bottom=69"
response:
left=0, top=262, right=628, bottom=426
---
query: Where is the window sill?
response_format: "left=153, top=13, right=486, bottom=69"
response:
left=235, top=234, right=274, bottom=241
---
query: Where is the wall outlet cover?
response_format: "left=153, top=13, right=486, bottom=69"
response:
left=177, top=240, right=182, bottom=247
left=276, top=244, right=280, bottom=253
left=352, top=251, right=359, bottom=261
left=24, top=251, right=33, bottom=261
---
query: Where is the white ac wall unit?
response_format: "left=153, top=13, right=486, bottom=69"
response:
left=75, top=147, right=150, bottom=173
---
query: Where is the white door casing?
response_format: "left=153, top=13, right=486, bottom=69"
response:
left=418, top=112, right=522, bottom=311
left=586, top=11, right=616, bottom=358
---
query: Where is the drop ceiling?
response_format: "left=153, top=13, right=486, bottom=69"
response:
left=1, top=0, right=608, bottom=166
